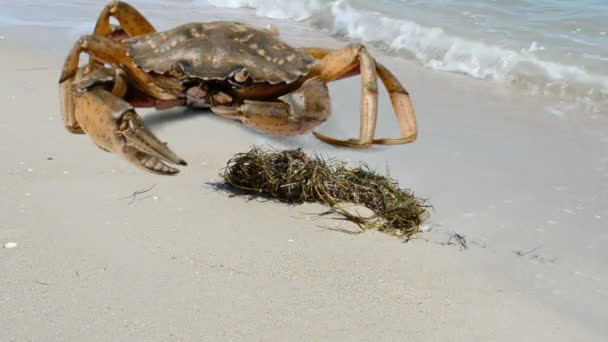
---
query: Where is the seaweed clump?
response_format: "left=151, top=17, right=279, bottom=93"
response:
left=221, top=146, right=430, bottom=238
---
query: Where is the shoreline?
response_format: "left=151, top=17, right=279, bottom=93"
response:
left=1, top=2, right=608, bottom=340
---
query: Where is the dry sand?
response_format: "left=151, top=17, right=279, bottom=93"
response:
left=1, top=3, right=608, bottom=341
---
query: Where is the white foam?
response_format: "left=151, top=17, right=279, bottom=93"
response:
left=328, top=1, right=607, bottom=97
left=207, top=0, right=324, bottom=20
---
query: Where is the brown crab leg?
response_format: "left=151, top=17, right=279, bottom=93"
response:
left=74, top=87, right=186, bottom=175
left=372, top=64, right=417, bottom=144
left=60, top=66, right=86, bottom=134
left=299, top=47, right=330, bottom=59
left=301, top=46, right=418, bottom=145
left=211, top=77, right=331, bottom=136
left=300, top=47, right=360, bottom=81
left=59, top=34, right=175, bottom=101
left=93, top=1, right=156, bottom=37
left=306, top=44, right=378, bottom=148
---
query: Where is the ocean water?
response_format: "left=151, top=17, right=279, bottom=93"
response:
left=207, top=0, right=608, bottom=113
left=1, top=0, right=606, bottom=113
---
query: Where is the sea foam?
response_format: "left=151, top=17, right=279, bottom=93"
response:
left=207, top=0, right=325, bottom=20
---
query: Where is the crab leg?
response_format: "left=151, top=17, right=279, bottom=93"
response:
left=305, top=44, right=377, bottom=148
left=74, top=87, right=186, bottom=174
left=59, top=34, right=175, bottom=101
left=372, top=64, right=417, bottom=144
left=60, top=65, right=86, bottom=134
left=301, top=46, right=417, bottom=146
left=299, top=47, right=329, bottom=59
left=93, top=1, right=156, bottom=37
left=211, top=77, right=331, bottom=136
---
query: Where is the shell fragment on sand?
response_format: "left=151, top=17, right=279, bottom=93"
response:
left=4, top=242, right=18, bottom=249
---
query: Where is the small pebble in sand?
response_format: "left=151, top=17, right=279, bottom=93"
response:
left=63, top=171, right=70, bottom=174
left=152, top=196, right=159, bottom=200
left=25, top=193, right=31, bottom=196
left=545, top=106, right=563, bottom=118
left=288, top=239, right=295, bottom=242
left=547, top=220, right=558, bottom=225
left=4, top=242, right=17, bottom=249
left=594, top=215, right=601, bottom=219
left=27, top=168, right=33, bottom=172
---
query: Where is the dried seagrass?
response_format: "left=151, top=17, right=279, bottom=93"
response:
left=221, top=146, right=430, bottom=238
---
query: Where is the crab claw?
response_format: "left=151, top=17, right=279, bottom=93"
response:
left=75, top=88, right=187, bottom=175
left=119, top=112, right=188, bottom=174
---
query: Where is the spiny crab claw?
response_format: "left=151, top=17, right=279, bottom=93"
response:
left=74, top=88, right=187, bottom=175
left=119, top=112, right=188, bottom=175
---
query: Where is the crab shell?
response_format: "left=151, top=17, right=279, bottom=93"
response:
left=122, top=22, right=317, bottom=85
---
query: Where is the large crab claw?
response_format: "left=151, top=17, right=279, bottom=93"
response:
left=74, top=87, right=187, bottom=175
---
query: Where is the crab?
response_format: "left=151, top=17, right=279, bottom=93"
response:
left=60, top=1, right=418, bottom=175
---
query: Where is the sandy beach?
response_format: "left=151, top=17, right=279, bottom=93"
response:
left=1, top=1, right=608, bottom=341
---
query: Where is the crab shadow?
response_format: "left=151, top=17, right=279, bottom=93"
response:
left=141, top=105, right=322, bottom=149
left=142, top=106, right=224, bottom=130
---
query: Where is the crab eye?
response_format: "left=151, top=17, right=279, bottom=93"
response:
left=233, top=68, right=249, bottom=83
